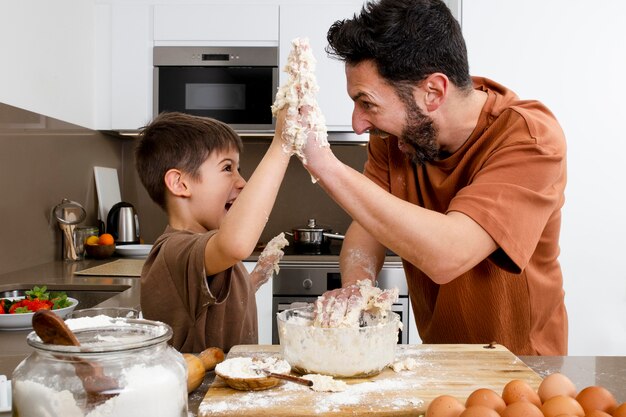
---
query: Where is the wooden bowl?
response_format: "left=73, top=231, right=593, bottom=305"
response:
left=215, top=371, right=282, bottom=391
left=214, top=357, right=291, bottom=391
left=85, top=244, right=115, bottom=259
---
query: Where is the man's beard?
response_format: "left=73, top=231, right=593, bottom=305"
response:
left=394, top=84, right=439, bottom=166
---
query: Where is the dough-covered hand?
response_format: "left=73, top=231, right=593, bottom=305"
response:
left=314, top=283, right=365, bottom=327
left=313, top=280, right=399, bottom=328
left=271, top=37, right=328, bottom=166
left=251, top=233, right=289, bottom=290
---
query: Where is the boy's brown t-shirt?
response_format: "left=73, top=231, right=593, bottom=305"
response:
left=364, top=77, right=567, bottom=355
left=140, top=226, right=258, bottom=353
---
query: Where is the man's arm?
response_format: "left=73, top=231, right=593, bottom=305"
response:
left=339, top=221, right=386, bottom=287
left=301, top=147, right=497, bottom=285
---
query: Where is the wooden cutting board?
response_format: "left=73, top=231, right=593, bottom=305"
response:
left=198, top=344, right=542, bottom=416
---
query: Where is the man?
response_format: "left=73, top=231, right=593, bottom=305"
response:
left=299, top=0, right=567, bottom=355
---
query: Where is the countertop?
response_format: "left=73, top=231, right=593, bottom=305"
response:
left=1, top=261, right=626, bottom=416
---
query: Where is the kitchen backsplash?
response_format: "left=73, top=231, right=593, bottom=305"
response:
left=0, top=103, right=367, bottom=274
left=123, top=138, right=369, bottom=246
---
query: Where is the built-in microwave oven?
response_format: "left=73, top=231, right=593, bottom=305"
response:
left=153, top=46, right=278, bottom=132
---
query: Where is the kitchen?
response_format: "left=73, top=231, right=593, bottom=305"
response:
left=1, top=0, right=626, bottom=415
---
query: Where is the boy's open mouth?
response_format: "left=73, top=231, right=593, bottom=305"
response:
left=225, top=201, right=234, bottom=211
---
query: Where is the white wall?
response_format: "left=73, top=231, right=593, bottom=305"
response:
left=463, top=0, right=626, bottom=355
left=0, top=1, right=95, bottom=128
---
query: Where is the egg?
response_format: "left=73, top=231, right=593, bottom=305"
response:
left=575, top=386, right=617, bottom=414
left=540, top=395, right=584, bottom=417
left=502, top=379, right=542, bottom=407
left=426, top=395, right=465, bottom=417
left=538, top=373, right=578, bottom=403
left=465, top=388, right=506, bottom=413
left=584, top=410, right=612, bottom=417
left=459, top=405, right=500, bottom=417
left=613, top=403, right=626, bottom=417
left=500, top=401, right=544, bottom=417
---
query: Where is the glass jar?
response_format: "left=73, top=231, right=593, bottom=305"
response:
left=12, top=317, right=188, bottom=417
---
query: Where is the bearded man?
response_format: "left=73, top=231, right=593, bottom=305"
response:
left=298, top=0, right=568, bottom=355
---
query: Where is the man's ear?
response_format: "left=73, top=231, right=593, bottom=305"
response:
left=164, top=169, right=191, bottom=197
left=421, top=72, right=448, bottom=112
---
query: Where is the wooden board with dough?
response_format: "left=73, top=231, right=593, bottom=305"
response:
left=198, top=344, right=542, bottom=416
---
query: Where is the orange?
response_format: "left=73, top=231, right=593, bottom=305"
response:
left=98, top=233, right=115, bottom=246
left=85, top=235, right=100, bottom=246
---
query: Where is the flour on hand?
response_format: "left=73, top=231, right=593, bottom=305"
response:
left=314, top=280, right=399, bottom=328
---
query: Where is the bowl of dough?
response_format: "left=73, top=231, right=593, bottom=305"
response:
left=276, top=281, right=401, bottom=378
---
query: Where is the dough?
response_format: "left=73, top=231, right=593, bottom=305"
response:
left=302, top=374, right=347, bottom=392
left=271, top=37, right=328, bottom=163
left=314, top=280, right=400, bottom=328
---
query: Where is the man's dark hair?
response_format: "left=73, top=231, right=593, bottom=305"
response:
left=135, top=112, right=243, bottom=210
left=326, top=0, right=472, bottom=91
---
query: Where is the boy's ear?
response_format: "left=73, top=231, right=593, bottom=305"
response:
left=164, top=169, right=191, bottom=197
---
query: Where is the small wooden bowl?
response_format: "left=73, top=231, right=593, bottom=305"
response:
left=215, top=371, right=282, bottom=391
left=214, top=357, right=292, bottom=391
left=85, top=244, right=115, bottom=259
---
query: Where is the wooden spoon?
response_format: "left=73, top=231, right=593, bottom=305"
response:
left=257, top=369, right=313, bottom=387
left=32, top=310, right=120, bottom=407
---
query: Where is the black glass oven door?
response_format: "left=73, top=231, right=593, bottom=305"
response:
left=157, top=66, right=275, bottom=127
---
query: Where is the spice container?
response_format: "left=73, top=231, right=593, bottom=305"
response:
left=12, top=317, right=188, bottom=417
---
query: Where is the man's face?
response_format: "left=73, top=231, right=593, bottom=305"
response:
left=346, top=60, right=439, bottom=165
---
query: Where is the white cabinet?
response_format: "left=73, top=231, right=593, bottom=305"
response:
left=279, top=3, right=364, bottom=131
left=0, top=1, right=95, bottom=129
left=111, top=5, right=153, bottom=131
left=153, top=4, right=279, bottom=43
left=243, top=261, right=273, bottom=345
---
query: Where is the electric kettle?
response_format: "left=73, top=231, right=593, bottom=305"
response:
left=106, top=202, right=140, bottom=244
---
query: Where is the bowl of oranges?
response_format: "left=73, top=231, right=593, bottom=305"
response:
left=85, top=233, right=116, bottom=259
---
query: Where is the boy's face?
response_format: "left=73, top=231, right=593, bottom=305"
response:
left=188, top=146, right=246, bottom=231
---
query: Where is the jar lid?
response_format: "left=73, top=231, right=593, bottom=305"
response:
left=27, top=317, right=172, bottom=354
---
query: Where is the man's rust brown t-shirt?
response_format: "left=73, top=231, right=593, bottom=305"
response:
left=364, top=77, right=567, bottom=355
left=140, top=226, right=257, bottom=353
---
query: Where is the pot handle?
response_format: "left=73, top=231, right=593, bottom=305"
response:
left=323, top=232, right=345, bottom=240
left=284, top=231, right=294, bottom=237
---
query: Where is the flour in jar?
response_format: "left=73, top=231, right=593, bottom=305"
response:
left=13, top=364, right=186, bottom=417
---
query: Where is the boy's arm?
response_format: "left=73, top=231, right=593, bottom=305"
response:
left=203, top=109, right=292, bottom=276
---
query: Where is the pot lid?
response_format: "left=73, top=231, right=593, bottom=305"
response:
left=293, top=218, right=329, bottom=232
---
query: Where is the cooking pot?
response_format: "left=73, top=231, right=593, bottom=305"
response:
left=286, top=218, right=344, bottom=254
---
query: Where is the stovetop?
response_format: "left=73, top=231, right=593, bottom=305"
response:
left=246, top=242, right=402, bottom=267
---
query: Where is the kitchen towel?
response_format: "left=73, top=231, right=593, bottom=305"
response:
left=74, top=259, right=144, bottom=277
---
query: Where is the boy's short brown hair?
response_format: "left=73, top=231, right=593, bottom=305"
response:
left=135, top=112, right=243, bottom=210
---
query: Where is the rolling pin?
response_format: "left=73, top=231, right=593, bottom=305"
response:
left=184, top=347, right=225, bottom=393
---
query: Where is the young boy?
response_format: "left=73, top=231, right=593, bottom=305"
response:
left=135, top=110, right=291, bottom=353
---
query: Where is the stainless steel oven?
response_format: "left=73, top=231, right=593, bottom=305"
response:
left=272, top=259, right=410, bottom=344
left=153, top=46, right=278, bottom=132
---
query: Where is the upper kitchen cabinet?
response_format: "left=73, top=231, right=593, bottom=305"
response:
left=153, top=4, right=279, bottom=43
left=279, top=2, right=364, bottom=132
left=0, top=1, right=96, bottom=129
